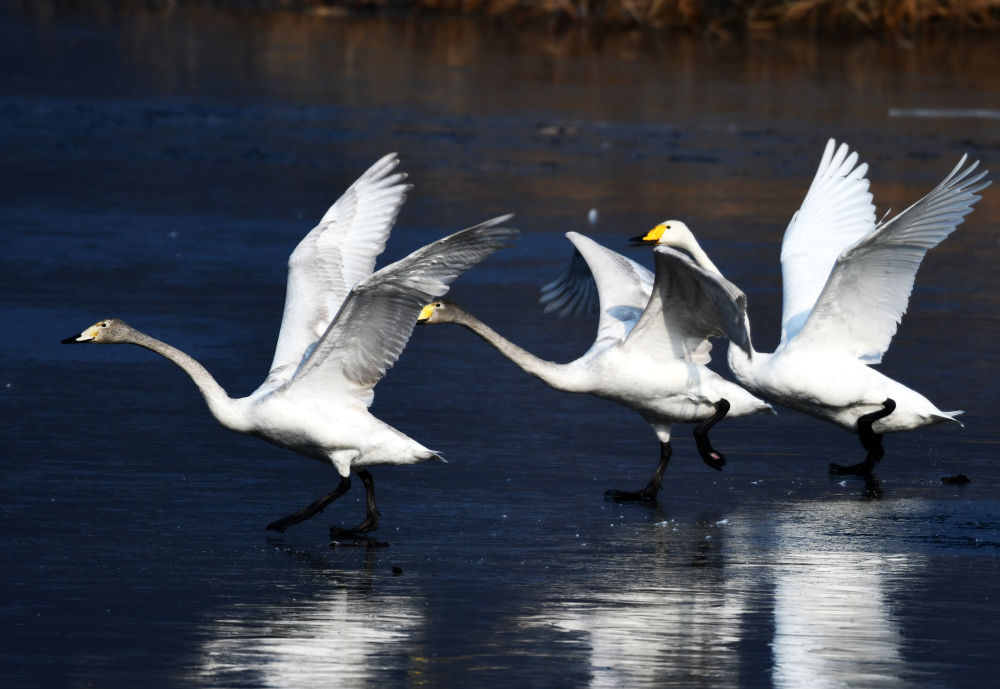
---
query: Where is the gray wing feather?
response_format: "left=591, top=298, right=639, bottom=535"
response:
left=268, top=153, right=411, bottom=382
left=624, top=246, right=750, bottom=364
left=288, top=216, right=518, bottom=400
left=561, top=232, right=655, bottom=351
left=539, top=248, right=601, bottom=318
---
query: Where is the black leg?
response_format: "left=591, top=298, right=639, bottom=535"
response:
left=829, top=398, right=897, bottom=476
left=332, top=469, right=381, bottom=537
left=862, top=476, right=883, bottom=499
left=694, top=399, right=730, bottom=471
left=605, top=441, right=672, bottom=502
left=267, top=475, right=352, bottom=533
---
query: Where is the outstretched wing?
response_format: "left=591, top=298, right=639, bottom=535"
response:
left=562, top=232, right=655, bottom=352
left=788, top=156, right=989, bottom=362
left=267, top=153, right=411, bottom=384
left=623, top=246, right=749, bottom=364
left=539, top=247, right=601, bottom=318
left=779, top=139, right=876, bottom=346
left=285, top=216, right=518, bottom=405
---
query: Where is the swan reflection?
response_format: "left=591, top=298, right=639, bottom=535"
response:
left=193, top=553, right=424, bottom=688
left=521, top=521, right=753, bottom=688
left=522, top=498, right=924, bottom=688
left=770, top=503, right=922, bottom=689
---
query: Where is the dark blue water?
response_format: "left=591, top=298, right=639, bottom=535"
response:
left=3, top=5, right=1000, bottom=687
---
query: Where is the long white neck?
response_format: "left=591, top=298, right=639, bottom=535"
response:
left=679, top=236, right=723, bottom=276
left=129, top=330, right=251, bottom=433
left=447, top=310, right=578, bottom=392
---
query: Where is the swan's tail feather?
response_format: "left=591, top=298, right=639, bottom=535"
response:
left=937, top=410, right=964, bottom=428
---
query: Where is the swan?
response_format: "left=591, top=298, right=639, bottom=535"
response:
left=62, top=153, right=518, bottom=539
left=634, top=139, right=989, bottom=475
left=417, top=232, right=773, bottom=501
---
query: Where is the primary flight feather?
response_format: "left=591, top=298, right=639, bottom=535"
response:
left=64, top=154, right=518, bottom=540
left=636, top=139, right=989, bottom=475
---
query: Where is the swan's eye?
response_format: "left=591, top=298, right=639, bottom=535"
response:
left=101, top=322, right=108, bottom=327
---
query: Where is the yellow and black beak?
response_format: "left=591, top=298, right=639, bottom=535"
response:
left=416, top=303, right=435, bottom=324
left=629, top=224, right=665, bottom=247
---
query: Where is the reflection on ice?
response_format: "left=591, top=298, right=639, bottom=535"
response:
left=771, top=551, right=912, bottom=689
left=523, top=587, right=747, bottom=688
left=769, top=506, right=923, bottom=689
left=521, top=522, right=753, bottom=688
left=523, top=499, right=926, bottom=688
left=193, top=558, right=424, bottom=688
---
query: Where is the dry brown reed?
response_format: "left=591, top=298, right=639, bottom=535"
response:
left=23, top=0, right=1000, bottom=35
left=417, top=0, right=1000, bottom=35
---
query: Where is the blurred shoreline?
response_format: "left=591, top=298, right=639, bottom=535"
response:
left=9, top=0, right=1000, bottom=38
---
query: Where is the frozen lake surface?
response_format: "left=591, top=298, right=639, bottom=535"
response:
left=2, top=5, right=999, bottom=687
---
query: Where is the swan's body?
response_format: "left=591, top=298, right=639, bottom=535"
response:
left=419, top=232, right=772, bottom=500
left=64, top=153, right=518, bottom=538
left=637, top=139, right=989, bottom=474
left=727, top=345, right=953, bottom=433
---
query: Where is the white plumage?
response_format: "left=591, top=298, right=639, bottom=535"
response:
left=64, top=154, right=518, bottom=538
left=420, top=231, right=771, bottom=501
left=639, top=139, right=989, bottom=475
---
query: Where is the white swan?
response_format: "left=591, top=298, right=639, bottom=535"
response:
left=62, top=153, right=518, bottom=538
left=635, top=139, right=989, bottom=475
left=418, top=232, right=772, bottom=501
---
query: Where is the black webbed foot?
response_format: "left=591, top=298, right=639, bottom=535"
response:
left=267, top=515, right=297, bottom=534
left=697, top=446, right=726, bottom=472
left=331, top=513, right=381, bottom=539
left=326, top=469, right=383, bottom=542
left=862, top=476, right=883, bottom=498
left=828, top=446, right=884, bottom=476
left=267, top=475, right=353, bottom=533
left=941, top=474, right=971, bottom=485
left=605, top=441, right=672, bottom=502
left=829, top=399, right=896, bottom=476
left=329, top=528, right=389, bottom=548
left=328, top=469, right=384, bottom=543
left=604, top=487, right=658, bottom=502
left=694, top=399, right=730, bottom=471
left=828, top=461, right=869, bottom=476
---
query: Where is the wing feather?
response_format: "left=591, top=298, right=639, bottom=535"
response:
left=788, top=155, right=989, bottom=362
left=267, top=153, right=411, bottom=383
left=623, top=246, right=749, bottom=364
left=286, top=216, right=518, bottom=404
left=562, top=232, right=655, bottom=351
left=779, top=139, right=876, bottom=346
left=538, top=248, right=601, bottom=318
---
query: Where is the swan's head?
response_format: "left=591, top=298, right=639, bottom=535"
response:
left=62, top=318, right=131, bottom=344
left=630, top=220, right=697, bottom=251
left=417, top=299, right=463, bottom=325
